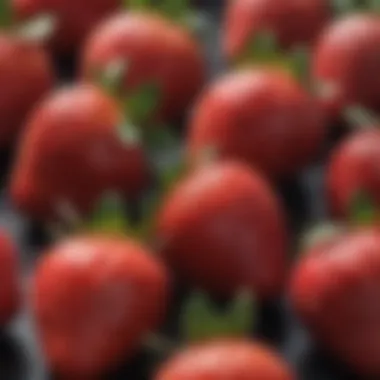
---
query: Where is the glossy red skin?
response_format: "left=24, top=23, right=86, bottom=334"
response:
left=81, top=12, right=205, bottom=123
left=156, top=340, right=294, bottom=380
left=0, top=230, right=20, bottom=326
left=155, top=161, right=288, bottom=299
left=312, top=14, right=380, bottom=119
left=10, top=84, right=149, bottom=222
left=13, top=0, right=121, bottom=54
left=187, top=68, right=326, bottom=179
left=0, top=35, right=53, bottom=147
left=224, top=0, right=329, bottom=61
left=326, top=129, right=380, bottom=218
left=290, top=229, right=380, bottom=376
left=33, top=235, right=169, bottom=378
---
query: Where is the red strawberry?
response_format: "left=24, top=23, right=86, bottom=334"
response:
left=33, top=235, right=169, bottom=378
left=326, top=129, right=380, bottom=218
left=81, top=11, right=205, bottom=123
left=187, top=68, right=326, bottom=179
left=224, top=0, right=329, bottom=62
left=155, top=161, right=287, bottom=299
left=13, top=0, right=121, bottom=54
left=0, top=34, right=53, bottom=147
left=290, top=228, right=380, bottom=376
left=10, top=84, right=149, bottom=222
left=0, top=229, right=20, bottom=326
left=312, top=14, right=380, bottom=119
left=156, top=340, right=294, bottom=380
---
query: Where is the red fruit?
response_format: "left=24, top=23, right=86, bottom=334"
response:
left=224, top=0, right=329, bottom=61
left=0, top=230, right=20, bottom=326
left=156, top=340, right=294, bottom=380
left=33, top=235, right=169, bottom=378
left=13, top=0, right=121, bottom=54
left=10, top=84, right=149, bottom=222
left=187, top=68, right=326, bottom=179
left=290, top=229, right=380, bottom=376
left=312, top=14, right=380, bottom=119
left=81, top=12, right=205, bottom=123
left=0, top=35, right=53, bottom=147
left=326, top=129, right=380, bottom=218
left=155, top=161, right=287, bottom=299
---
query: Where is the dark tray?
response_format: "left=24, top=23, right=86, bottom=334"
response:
left=0, top=2, right=360, bottom=379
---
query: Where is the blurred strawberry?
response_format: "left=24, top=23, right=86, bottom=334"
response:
left=10, top=84, right=149, bottom=222
left=33, top=234, right=169, bottom=378
left=155, top=160, right=288, bottom=299
left=13, top=0, right=121, bottom=54
left=187, top=68, right=326, bottom=179
left=290, top=228, right=380, bottom=376
left=224, top=0, right=329, bottom=62
left=81, top=10, right=205, bottom=124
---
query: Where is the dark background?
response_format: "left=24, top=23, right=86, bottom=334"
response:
left=0, top=1, right=360, bottom=379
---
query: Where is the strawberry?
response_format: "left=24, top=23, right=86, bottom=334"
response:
left=32, top=234, right=169, bottom=378
left=155, top=160, right=288, bottom=299
left=0, top=34, right=53, bottom=147
left=224, top=0, right=329, bottom=62
left=9, top=84, right=149, bottom=222
left=312, top=14, right=380, bottom=119
left=326, top=129, right=380, bottom=219
left=155, top=340, right=293, bottom=380
left=187, top=68, right=326, bottom=179
left=81, top=11, right=205, bottom=123
left=290, top=228, right=380, bottom=376
left=0, top=229, right=20, bottom=326
left=13, top=0, right=121, bottom=54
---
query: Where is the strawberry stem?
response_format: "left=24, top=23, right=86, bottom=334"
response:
left=0, top=0, right=13, bottom=29
left=181, top=291, right=255, bottom=343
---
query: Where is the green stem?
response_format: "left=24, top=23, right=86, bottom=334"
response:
left=0, top=0, right=13, bottom=29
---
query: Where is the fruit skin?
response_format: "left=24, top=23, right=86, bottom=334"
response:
left=187, top=68, right=326, bottom=179
left=326, top=129, right=380, bottom=218
left=33, top=235, right=169, bottom=378
left=81, top=12, right=205, bottom=123
left=290, top=229, right=380, bottom=376
left=0, top=230, right=20, bottom=326
left=10, top=84, right=149, bottom=222
left=312, top=14, right=380, bottom=119
left=156, top=339, right=294, bottom=380
left=224, top=0, right=329, bottom=61
left=13, top=0, right=121, bottom=54
left=155, top=161, right=287, bottom=299
left=0, top=35, right=53, bottom=147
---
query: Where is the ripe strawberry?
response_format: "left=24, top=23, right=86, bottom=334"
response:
left=0, top=34, right=53, bottom=147
left=326, top=129, right=380, bottom=218
left=10, top=84, right=149, bottom=222
left=155, top=161, right=288, bottom=299
left=156, top=340, right=293, bottom=380
left=81, top=11, right=205, bottom=123
left=13, top=0, right=121, bottom=54
left=0, top=229, right=20, bottom=326
left=187, top=68, right=326, bottom=179
left=224, top=0, right=329, bottom=62
left=290, top=228, right=380, bottom=376
left=32, top=235, right=169, bottom=378
left=312, top=14, right=380, bottom=119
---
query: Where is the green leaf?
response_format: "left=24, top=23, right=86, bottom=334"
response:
left=343, top=106, right=379, bottom=129
left=143, top=126, right=178, bottom=152
left=349, top=190, right=377, bottom=226
left=289, top=46, right=310, bottom=85
left=14, top=14, right=57, bottom=43
left=117, top=119, right=141, bottom=146
left=333, top=0, right=358, bottom=14
left=368, top=0, right=380, bottom=12
left=98, top=59, right=128, bottom=97
left=159, top=0, right=190, bottom=20
left=128, top=0, right=152, bottom=9
left=0, top=0, right=13, bottom=29
left=181, top=291, right=255, bottom=343
left=126, top=82, right=161, bottom=125
left=86, top=191, right=131, bottom=235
